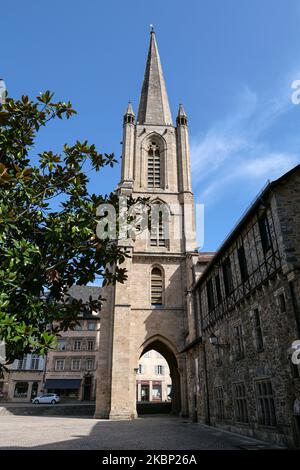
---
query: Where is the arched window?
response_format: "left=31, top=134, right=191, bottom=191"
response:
left=151, top=267, right=163, bottom=306
left=148, top=142, right=161, bottom=188
left=150, top=202, right=169, bottom=247
left=150, top=208, right=165, bottom=246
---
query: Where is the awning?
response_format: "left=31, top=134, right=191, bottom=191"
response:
left=45, top=379, right=81, bottom=390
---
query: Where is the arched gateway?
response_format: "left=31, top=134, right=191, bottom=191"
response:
left=138, top=336, right=181, bottom=415
left=94, top=31, right=198, bottom=420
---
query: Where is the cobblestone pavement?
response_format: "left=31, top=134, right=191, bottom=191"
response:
left=0, top=414, right=285, bottom=450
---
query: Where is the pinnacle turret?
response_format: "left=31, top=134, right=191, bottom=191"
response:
left=124, top=101, right=135, bottom=124
left=176, top=104, right=188, bottom=125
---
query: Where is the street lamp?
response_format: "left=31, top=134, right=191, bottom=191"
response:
left=209, top=333, right=229, bottom=349
left=209, top=333, right=218, bottom=346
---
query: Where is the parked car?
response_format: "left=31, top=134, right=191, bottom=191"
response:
left=32, top=393, right=60, bottom=404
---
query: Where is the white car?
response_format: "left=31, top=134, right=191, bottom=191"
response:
left=32, top=393, right=60, bottom=404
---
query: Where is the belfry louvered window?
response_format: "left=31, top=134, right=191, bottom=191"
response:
left=150, top=209, right=165, bottom=246
left=151, top=267, right=163, bottom=306
left=148, top=143, right=161, bottom=188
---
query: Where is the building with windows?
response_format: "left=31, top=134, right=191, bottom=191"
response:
left=2, top=30, right=299, bottom=449
left=0, top=286, right=101, bottom=403
left=185, top=165, right=300, bottom=447
left=44, top=286, right=101, bottom=401
left=92, top=31, right=300, bottom=448
left=2, top=354, right=45, bottom=402
left=136, top=350, right=171, bottom=403
left=94, top=29, right=203, bottom=421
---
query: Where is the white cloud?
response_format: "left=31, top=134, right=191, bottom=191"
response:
left=190, top=85, right=300, bottom=205
left=241, top=152, right=298, bottom=178
left=201, top=151, right=298, bottom=202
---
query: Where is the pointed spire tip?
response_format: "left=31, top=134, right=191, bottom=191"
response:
left=137, top=29, right=173, bottom=125
left=177, top=103, right=187, bottom=117
left=125, top=101, right=134, bottom=116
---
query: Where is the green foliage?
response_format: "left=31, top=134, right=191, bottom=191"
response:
left=0, top=91, right=128, bottom=370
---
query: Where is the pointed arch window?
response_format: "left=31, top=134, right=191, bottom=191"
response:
left=148, top=142, right=161, bottom=188
left=150, top=211, right=165, bottom=246
left=151, top=267, right=163, bottom=306
left=150, top=202, right=168, bottom=247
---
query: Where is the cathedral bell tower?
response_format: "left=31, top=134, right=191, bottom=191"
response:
left=95, top=30, right=197, bottom=420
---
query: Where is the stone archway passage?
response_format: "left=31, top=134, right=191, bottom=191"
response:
left=137, top=340, right=181, bottom=416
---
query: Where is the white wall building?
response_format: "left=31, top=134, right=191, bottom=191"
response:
left=136, top=350, right=171, bottom=403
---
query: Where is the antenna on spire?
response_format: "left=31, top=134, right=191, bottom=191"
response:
left=150, top=24, right=154, bottom=33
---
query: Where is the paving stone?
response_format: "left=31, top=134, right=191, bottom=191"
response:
left=0, top=415, right=285, bottom=450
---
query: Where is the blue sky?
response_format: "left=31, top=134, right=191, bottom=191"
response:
left=2, top=0, right=300, bottom=251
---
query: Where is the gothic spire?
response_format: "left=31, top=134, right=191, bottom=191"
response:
left=177, top=103, right=187, bottom=117
left=137, top=30, right=173, bottom=126
left=125, top=101, right=134, bottom=116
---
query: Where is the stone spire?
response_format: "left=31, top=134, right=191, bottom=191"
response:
left=137, top=30, right=173, bottom=126
left=125, top=101, right=134, bottom=116
left=177, top=103, right=187, bottom=118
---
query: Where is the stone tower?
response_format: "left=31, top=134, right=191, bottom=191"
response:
left=95, top=30, right=197, bottom=419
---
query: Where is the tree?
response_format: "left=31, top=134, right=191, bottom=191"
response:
left=0, top=91, right=130, bottom=371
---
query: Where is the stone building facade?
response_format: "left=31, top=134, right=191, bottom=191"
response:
left=94, top=30, right=201, bottom=420
left=44, top=286, right=101, bottom=401
left=185, top=165, right=300, bottom=447
left=0, top=286, right=101, bottom=402
left=0, top=354, right=45, bottom=402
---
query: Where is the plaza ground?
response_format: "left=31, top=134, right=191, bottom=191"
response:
left=0, top=414, right=285, bottom=450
